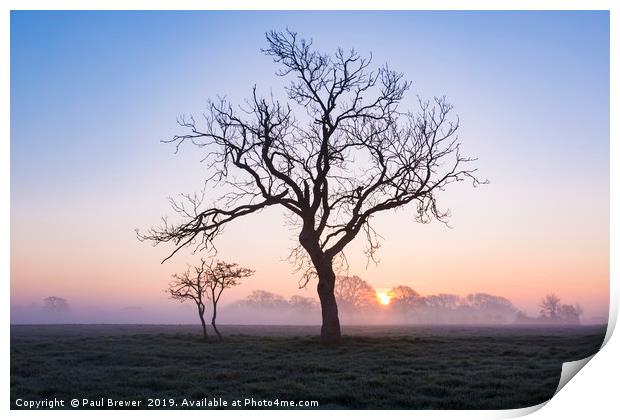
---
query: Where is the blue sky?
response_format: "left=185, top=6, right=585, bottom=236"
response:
left=10, top=11, right=610, bottom=321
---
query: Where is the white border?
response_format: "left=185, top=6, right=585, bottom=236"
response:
left=2, top=1, right=617, bottom=419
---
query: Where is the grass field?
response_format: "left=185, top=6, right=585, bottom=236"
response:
left=10, top=324, right=606, bottom=409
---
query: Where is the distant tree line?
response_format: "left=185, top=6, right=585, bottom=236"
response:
left=227, top=276, right=583, bottom=325
left=228, top=290, right=322, bottom=324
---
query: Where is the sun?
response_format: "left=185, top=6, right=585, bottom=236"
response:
left=376, top=290, right=392, bottom=306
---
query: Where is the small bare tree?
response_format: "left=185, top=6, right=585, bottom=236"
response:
left=139, top=29, right=484, bottom=343
left=168, top=261, right=210, bottom=339
left=205, top=261, right=254, bottom=340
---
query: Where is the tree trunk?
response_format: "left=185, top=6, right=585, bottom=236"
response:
left=315, top=258, right=341, bottom=344
left=198, top=307, right=208, bottom=339
left=211, top=303, right=222, bottom=340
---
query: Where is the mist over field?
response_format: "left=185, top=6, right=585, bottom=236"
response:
left=10, top=306, right=604, bottom=326
left=11, top=280, right=602, bottom=326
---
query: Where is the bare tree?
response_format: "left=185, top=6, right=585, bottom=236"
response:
left=390, top=286, right=423, bottom=321
left=42, top=296, right=70, bottom=314
left=167, top=261, right=210, bottom=339
left=539, top=294, right=582, bottom=324
left=425, top=294, right=461, bottom=310
left=557, top=303, right=582, bottom=324
left=235, top=290, right=291, bottom=310
left=334, top=275, right=377, bottom=313
left=463, top=293, right=518, bottom=323
left=289, top=295, right=319, bottom=313
left=539, top=293, right=561, bottom=320
left=205, top=261, right=254, bottom=340
left=138, top=29, right=484, bottom=343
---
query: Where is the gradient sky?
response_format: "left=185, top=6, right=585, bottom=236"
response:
left=11, top=11, right=609, bottom=321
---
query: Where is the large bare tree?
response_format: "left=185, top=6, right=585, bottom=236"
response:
left=139, top=29, right=484, bottom=343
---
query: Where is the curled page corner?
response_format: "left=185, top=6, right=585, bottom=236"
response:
left=498, top=401, right=548, bottom=418
left=551, top=308, right=618, bottom=397
left=504, top=353, right=599, bottom=419
left=550, top=300, right=616, bottom=400
left=602, top=309, right=617, bottom=347
left=554, top=355, right=595, bottom=396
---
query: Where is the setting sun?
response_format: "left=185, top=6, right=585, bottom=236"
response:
left=376, top=291, right=392, bottom=306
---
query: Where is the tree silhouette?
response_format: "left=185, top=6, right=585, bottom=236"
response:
left=236, top=290, right=290, bottom=310
left=42, top=296, right=70, bottom=314
left=168, top=259, right=252, bottom=339
left=289, top=295, right=319, bottom=314
left=334, top=275, right=377, bottom=313
left=426, top=294, right=461, bottom=310
left=205, top=261, right=254, bottom=340
left=539, top=294, right=582, bottom=324
left=539, top=293, right=561, bottom=320
left=138, top=29, right=484, bottom=343
left=167, top=260, right=210, bottom=339
left=557, top=303, right=582, bottom=324
left=464, top=293, right=518, bottom=322
left=390, top=286, right=423, bottom=320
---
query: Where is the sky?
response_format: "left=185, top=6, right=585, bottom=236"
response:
left=10, top=11, right=610, bottom=322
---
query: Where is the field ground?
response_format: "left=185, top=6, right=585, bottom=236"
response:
left=11, top=324, right=606, bottom=409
